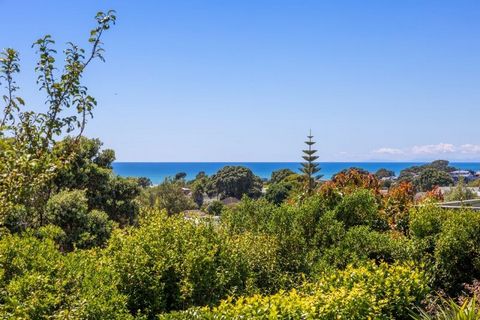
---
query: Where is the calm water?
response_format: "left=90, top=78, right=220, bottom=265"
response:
left=112, top=162, right=480, bottom=184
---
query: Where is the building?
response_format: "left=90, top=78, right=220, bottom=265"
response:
left=450, top=170, right=475, bottom=182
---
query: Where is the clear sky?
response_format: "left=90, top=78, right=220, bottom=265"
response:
left=2, top=0, right=480, bottom=161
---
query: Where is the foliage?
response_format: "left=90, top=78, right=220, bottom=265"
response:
left=190, top=173, right=210, bottom=208
left=399, top=160, right=455, bottom=191
left=137, top=176, right=153, bottom=188
left=174, top=172, right=187, bottom=181
left=330, top=167, right=380, bottom=194
left=137, top=178, right=196, bottom=215
left=208, top=166, right=262, bottom=199
left=434, top=210, right=480, bottom=292
left=53, top=137, right=141, bottom=226
left=319, top=226, right=417, bottom=270
left=206, top=200, right=224, bottom=216
left=265, top=181, right=293, bottom=205
left=266, top=169, right=301, bottom=205
left=161, top=262, right=429, bottom=320
left=334, top=188, right=386, bottom=230
left=444, top=177, right=477, bottom=202
left=375, top=168, right=395, bottom=179
left=107, top=210, right=283, bottom=317
left=417, top=168, right=454, bottom=192
left=270, top=168, right=296, bottom=184
left=410, top=205, right=480, bottom=293
left=45, top=189, right=114, bottom=250
left=0, top=230, right=131, bottom=319
left=413, top=296, right=480, bottom=320
left=0, top=11, right=116, bottom=226
left=384, top=181, right=415, bottom=232
left=409, top=203, right=449, bottom=255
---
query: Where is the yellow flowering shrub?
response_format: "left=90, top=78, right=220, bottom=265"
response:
left=160, top=262, right=428, bottom=319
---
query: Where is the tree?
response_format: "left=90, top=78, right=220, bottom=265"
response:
left=444, top=177, right=477, bottom=202
left=45, top=189, right=114, bottom=250
left=270, top=169, right=296, bottom=184
left=208, top=166, right=262, bottom=199
left=175, top=172, right=187, bottom=181
left=137, top=177, right=153, bottom=188
left=300, top=131, right=320, bottom=194
left=330, top=168, right=380, bottom=194
left=137, top=178, right=195, bottom=215
left=207, top=200, right=224, bottom=216
left=265, top=182, right=292, bottom=205
left=52, top=137, right=141, bottom=226
left=375, top=168, right=395, bottom=179
left=195, top=171, right=207, bottom=180
left=189, top=172, right=210, bottom=208
left=417, top=168, right=453, bottom=191
left=0, top=11, right=116, bottom=226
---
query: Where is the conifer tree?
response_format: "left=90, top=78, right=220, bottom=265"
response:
left=300, top=130, right=320, bottom=193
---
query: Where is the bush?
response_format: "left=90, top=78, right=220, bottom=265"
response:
left=334, top=189, right=386, bottom=230
left=53, top=137, right=141, bottom=226
left=206, top=200, right=224, bottom=216
left=45, top=189, right=90, bottom=249
left=0, top=231, right=131, bottom=319
left=444, top=178, right=477, bottom=202
left=161, top=262, right=429, bottom=320
left=265, top=181, right=292, bottom=205
left=78, top=209, right=115, bottom=248
left=319, top=226, right=417, bottom=270
left=434, top=210, right=480, bottom=292
left=409, top=204, right=448, bottom=253
left=45, top=189, right=115, bottom=249
left=137, top=178, right=195, bottom=215
left=107, top=209, right=282, bottom=317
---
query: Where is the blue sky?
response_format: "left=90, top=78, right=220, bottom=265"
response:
left=2, top=0, right=480, bottom=161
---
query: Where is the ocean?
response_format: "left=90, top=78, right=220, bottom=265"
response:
left=112, top=162, right=480, bottom=184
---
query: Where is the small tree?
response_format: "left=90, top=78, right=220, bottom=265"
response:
left=208, top=166, right=262, bottom=199
left=444, top=177, right=477, bottom=202
left=137, top=178, right=195, bottom=215
left=300, top=131, right=320, bottom=194
left=0, top=11, right=116, bottom=226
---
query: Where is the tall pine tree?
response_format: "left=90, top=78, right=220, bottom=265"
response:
left=300, top=130, right=320, bottom=193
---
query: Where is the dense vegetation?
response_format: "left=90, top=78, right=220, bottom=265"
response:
left=0, top=10, right=479, bottom=319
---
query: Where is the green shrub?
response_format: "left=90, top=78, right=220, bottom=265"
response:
left=160, top=262, right=429, bottom=320
left=222, top=197, right=277, bottom=234
left=107, top=209, right=283, bottom=317
left=0, top=231, right=131, bottom=319
left=45, top=189, right=115, bottom=249
left=444, top=178, right=477, bottom=202
left=409, top=203, right=448, bottom=253
left=206, top=200, right=224, bottom=216
left=319, top=225, right=417, bottom=270
left=265, top=182, right=292, bottom=205
left=78, top=209, right=115, bottom=248
left=137, top=178, right=196, bottom=215
left=434, top=210, right=480, bottom=292
left=334, top=189, right=386, bottom=230
left=45, top=189, right=90, bottom=249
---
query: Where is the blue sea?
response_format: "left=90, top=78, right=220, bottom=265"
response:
left=112, top=162, right=480, bottom=184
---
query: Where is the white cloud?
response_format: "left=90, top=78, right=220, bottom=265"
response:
left=371, top=143, right=480, bottom=160
left=459, top=144, right=480, bottom=154
left=411, top=143, right=455, bottom=155
left=373, top=147, right=404, bottom=155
